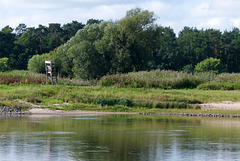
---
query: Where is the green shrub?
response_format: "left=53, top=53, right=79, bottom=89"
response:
left=28, top=52, right=54, bottom=73
left=0, top=58, right=11, bottom=72
left=195, top=58, right=224, bottom=74
left=99, top=77, right=115, bottom=86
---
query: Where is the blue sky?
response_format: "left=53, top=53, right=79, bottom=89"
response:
left=1, top=0, right=240, bottom=34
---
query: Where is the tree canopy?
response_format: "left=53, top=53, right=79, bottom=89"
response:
left=1, top=8, right=240, bottom=79
left=50, top=8, right=240, bottom=79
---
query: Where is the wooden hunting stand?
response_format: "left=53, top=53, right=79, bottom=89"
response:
left=45, top=60, right=57, bottom=85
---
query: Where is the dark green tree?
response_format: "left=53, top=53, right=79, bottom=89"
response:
left=151, top=27, right=177, bottom=70
left=86, top=19, right=103, bottom=25
left=0, top=26, right=15, bottom=59
left=15, top=23, right=27, bottom=38
left=62, top=21, right=85, bottom=41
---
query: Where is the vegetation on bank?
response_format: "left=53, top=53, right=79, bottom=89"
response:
left=2, top=69, right=240, bottom=90
left=0, top=81, right=240, bottom=113
left=30, top=8, right=240, bottom=80
left=1, top=8, right=240, bottom=87
left=100, top=70, right=240, bottom=90
left=0, top=70, right=92, bottom=86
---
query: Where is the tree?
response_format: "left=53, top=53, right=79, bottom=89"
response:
left=28, top=52, right=54, bottom=73
left=97, top=8, right=158, bottom=74
left=195, top=58, right=224, bottom=74
left=70, top=22, right=110, bottom=79
left=151, top=27, right=177, bottom=70
left=62, top=21, right=85, bottom=41
left=220, top=28, right=240, bottom=73
left=0, top=26, right=15, bottom=59
left=86, top=19, right=103, bottom=25
left=15, top=23, right=27, bottom=37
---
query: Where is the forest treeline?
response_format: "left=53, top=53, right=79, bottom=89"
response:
left=0, top=19, right=101, bottom=70
left=1, top=8, right=240, bottom=79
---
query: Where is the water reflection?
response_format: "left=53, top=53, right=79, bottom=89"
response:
left=0, top=115, right=240, bottom=161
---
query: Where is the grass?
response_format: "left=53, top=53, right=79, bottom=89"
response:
left=100, top=70, right=240, bottom=90
left=0, top=70, right=93, bottom=86
left=1, top=70, right=240, bottom=115
left=1, top=84, right=240, bottom=113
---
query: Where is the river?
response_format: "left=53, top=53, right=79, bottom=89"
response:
left=0, top=114, right=240, bottom=161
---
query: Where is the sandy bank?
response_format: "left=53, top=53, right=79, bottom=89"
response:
left=25, top=101, right=240, bottom=118
left=199, top=101, right=240, bottom=110
left=28, top=108, right=138, bottom=116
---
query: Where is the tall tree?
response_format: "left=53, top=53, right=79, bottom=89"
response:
left=99, top=8, right=157, bottom=73
left=15, top=23, right=27, bottom=38
left=151, top=27, right=177, bottom=70
left=0, top=26, right=15, bottom=59
left=62, top=21, right=85, bottom=41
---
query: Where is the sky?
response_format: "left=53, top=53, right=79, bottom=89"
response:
left=1, top=0, right=240, bottom=34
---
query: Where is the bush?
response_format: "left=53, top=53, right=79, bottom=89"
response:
left=153, top=102, right=190, bottom=109
left=0, top=58, right=11, bottom=72
left=81, top=97, right=133, bottom=107
left=195, top=58, right=224, bottom=74
left=28, top=52, right=54, bottom=73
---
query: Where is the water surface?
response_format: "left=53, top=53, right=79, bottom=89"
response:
left=0, top=115, right=240, bottom=161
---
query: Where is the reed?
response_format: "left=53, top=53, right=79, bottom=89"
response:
left=100, top=70, right=240, bottom=90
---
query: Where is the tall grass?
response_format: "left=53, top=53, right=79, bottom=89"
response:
left=100, top=70, right=214, bottom=89
left=0, top=70, right=93, bottom=86
left=100, top=70, right=240, bottom=90
left=197, top=73, right=240, bottom=90
left=2, top=70, right=240, bottom=90
left=0, top=71, right=45, bottom=85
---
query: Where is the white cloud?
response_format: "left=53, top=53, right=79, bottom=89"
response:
left=1, top=0, right=240, bottom=34
left=83, top=4, right=134, bottom=21
left=230, top=18, right=240, bottom=27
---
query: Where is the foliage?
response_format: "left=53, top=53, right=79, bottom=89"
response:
left=50, top=9, right=240, bottom=80
left=182, top=64, right=194, bottom=73
left=0, top=57, right=11, bottom=72
left=0, top=21, right=87, bottom=70
left=1, top=8, right=240, bottom=78
left=27, top=52, right=54, bottom=73
left=195, top=58, right=224, bottom=74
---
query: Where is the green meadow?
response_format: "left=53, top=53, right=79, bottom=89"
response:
left=1, top=70, right=240, bottom=115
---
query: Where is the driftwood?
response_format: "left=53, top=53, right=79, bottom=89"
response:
left=0, top=106, right=23, bottom=115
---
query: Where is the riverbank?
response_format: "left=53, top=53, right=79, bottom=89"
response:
left=28, top=108, right=138, bottom=116
left=25, top=101, right=240, bottom=118
left=1, top=84, right=240, bottom=117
